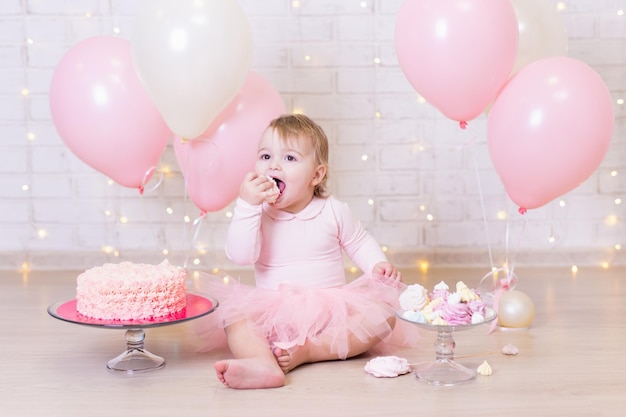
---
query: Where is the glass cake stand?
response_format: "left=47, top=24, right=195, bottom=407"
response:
left=48, top=294, right=218, bottom=374
left=397, top=307, right=497, bottom=386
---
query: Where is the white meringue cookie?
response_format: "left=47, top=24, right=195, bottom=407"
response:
left=364, top=356, right=411, bottom=378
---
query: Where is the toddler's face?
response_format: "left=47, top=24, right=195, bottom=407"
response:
left=255, top=128, right=325, bottom=213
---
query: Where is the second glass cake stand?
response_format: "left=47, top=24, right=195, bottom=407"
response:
left=48, top=294, right=218, bottom=374
left=397, top=307, right=497, bottom=386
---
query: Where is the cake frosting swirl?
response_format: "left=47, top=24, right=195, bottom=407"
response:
left=76, top=260, right=187, bottom=320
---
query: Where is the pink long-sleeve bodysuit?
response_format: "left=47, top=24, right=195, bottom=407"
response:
left=225, top=196, right=388, bottom=289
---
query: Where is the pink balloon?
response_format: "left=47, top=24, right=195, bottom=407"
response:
left=174, top=72, right=286, bottom=213
left=395, top=0, right=518, bottom=123
left=49, top=36, right=171, bottom=190
left=488, top=57, right=614, bottom=211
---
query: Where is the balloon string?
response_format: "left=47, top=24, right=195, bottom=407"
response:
left=470, top=145, right=495, bottom=271
left=183, top=210, right=207, bottom=270
left=507, top=216, right=526, bottom=285
left=138, top=183, right=165, bottom=258
left=449, top=121, right=478, bottom=152
left=180, top=136, right=193, bottom=270
left=138, top=166, right=164, bottom=195
left=486, top=275, right=517, bottom=334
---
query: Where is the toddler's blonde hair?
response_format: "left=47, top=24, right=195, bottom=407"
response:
left=268, top=114, right=329, bottom=198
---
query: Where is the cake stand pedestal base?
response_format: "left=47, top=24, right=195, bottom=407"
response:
left=106, top=329, right=165, bottom=374
left=414, top=327, right=478, bottom=386
left=414, top=359, right=477, bottom=386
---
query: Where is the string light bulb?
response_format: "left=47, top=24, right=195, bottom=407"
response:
left=102, top=245, right=115, bottom=254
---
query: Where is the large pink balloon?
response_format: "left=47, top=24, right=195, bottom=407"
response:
left=50, top=36, right=171, bottom=190
left=174, top=72, right=286, bottom=213
left=395, top=0, right=519, bottom=123
left=488, top=57, right=614, bottom=211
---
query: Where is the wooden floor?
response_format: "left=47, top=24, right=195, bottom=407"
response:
left=1, top=265, right=624, bottom=417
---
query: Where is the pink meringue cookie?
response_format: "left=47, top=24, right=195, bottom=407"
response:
left=431, top=280, right=450, bottom=301
left=468, top=299, right=487, bottom=315
left=502, top=344, right=519, bottom=355
left=364, top=356, right=411, bottom=378
left=440, top=297, right=472, bottom=325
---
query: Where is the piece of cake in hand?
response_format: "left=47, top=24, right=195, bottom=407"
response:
left=266, top=175, right=281, bottom=204
left=76, top=260, right=187, bottom=320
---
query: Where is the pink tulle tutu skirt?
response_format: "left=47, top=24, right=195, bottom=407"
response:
left=190, top=272, right=418, bottom=359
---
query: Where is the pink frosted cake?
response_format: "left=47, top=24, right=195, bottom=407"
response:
left=76, top=261, right=187, bottom=320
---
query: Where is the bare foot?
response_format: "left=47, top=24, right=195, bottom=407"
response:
left=214, top=358, right=285, bottom=389
left=272, top=346, right=311, bottom=373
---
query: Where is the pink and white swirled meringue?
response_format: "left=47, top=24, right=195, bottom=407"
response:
left=364, top=356, right=411, bottom=378
left=399, top=283, right=430, bottom=311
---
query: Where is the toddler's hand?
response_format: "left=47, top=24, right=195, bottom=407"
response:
left=372, top=262, right=402, bottom=282
left=239, top=172, right=279, bottom=206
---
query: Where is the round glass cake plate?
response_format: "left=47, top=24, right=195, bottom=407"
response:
left=47, top=294, right=218, bottom=374
left=397, top=307, right=497, bottom=386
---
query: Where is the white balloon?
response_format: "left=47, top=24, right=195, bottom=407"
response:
left=484, top=0, right=568, bottom=115
left=498, top=290, right=535, bottom=328
left=132, top=0, right=253, bottom=139
left=511, top=0, right=568, bottom=74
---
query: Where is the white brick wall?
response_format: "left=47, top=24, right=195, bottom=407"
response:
left=1, top=0, right=625, bottom=270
